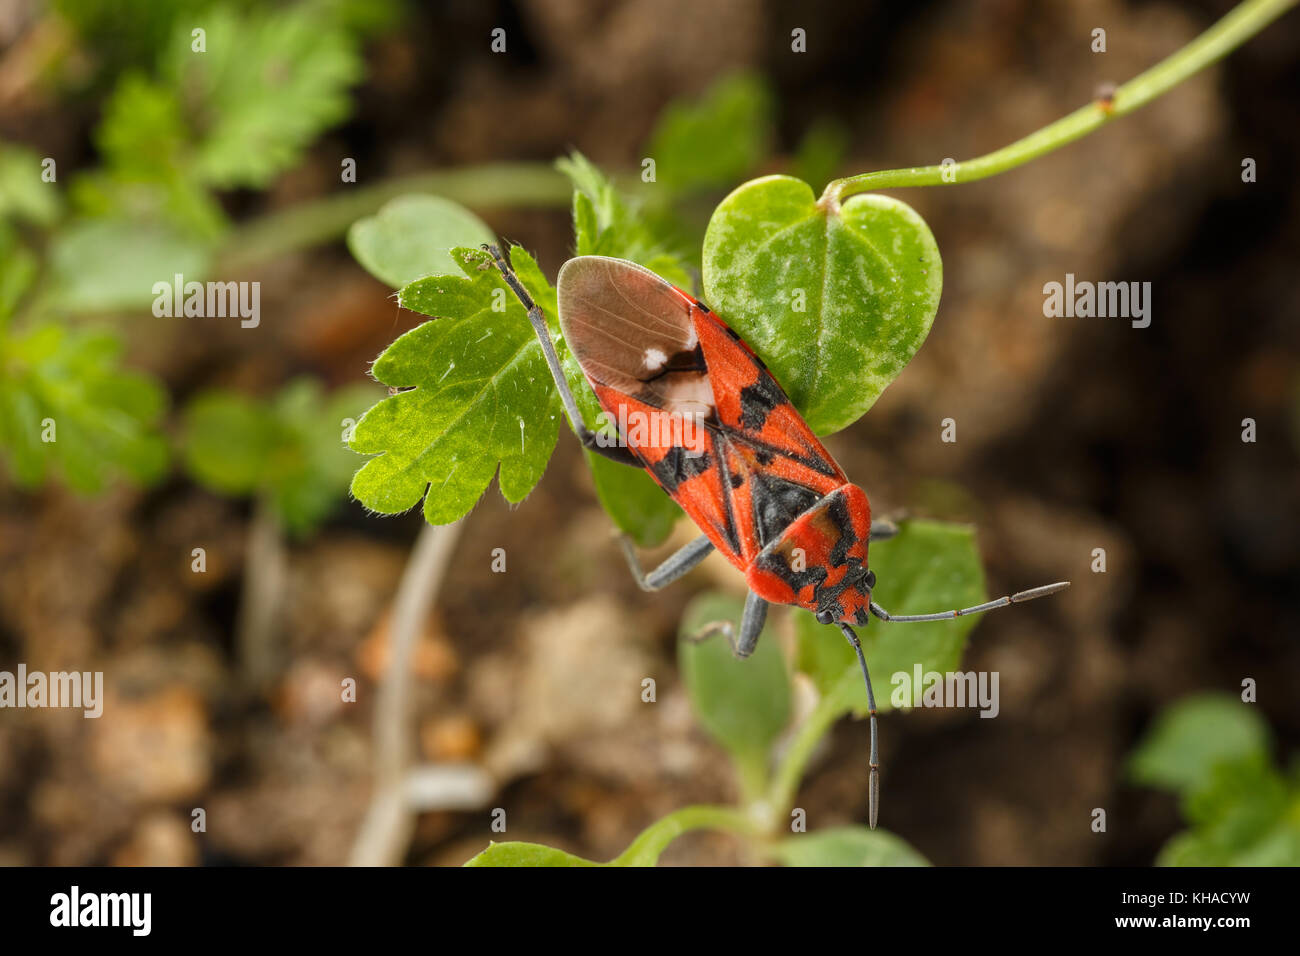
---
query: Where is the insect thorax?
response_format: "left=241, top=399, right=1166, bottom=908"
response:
left=745, top=484, right=873, bottom=625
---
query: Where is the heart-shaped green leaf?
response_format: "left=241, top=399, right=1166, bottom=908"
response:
left=347, top=194, right=495, bottom=289
left=702, top=175, right=941, bottom=435
left=795, top=520, right=984, bottom=717
left=771, top=825, right=929, bottom=867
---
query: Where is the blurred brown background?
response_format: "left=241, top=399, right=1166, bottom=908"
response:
left=0, top=0, right=1297, bottom=865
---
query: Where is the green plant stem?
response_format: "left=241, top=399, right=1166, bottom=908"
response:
left=610, top=804, right=764, bottom=866
left=216, top=162, right=571, bottom=272
left=769, top=677, right=856, bottom=815
left=822, top=0, right=1296, bottom=206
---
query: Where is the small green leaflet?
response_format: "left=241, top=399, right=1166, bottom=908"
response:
left=48, top=219, right=211, bottom=314
left=0, top=143, right=62, bottom=227
left=1128, top=693, right=1271, bottom=796
left=1128, top=697, right=1298, bottom=866
left=348, top=195, right=496, bottom=288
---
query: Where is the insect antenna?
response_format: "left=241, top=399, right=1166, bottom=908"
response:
left=838, top=623, right=879, bottom=830
left=482, top=244, right=585, bottom=432
left=869, top=580, right=1070, bottom=623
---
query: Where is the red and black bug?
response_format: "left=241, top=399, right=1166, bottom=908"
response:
left=486, top=245, right=1068, bottom=828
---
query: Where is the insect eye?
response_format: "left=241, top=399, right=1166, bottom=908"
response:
left=815, top=609, right=835, bottom=625
left=865, top=570, right=876, bottom=590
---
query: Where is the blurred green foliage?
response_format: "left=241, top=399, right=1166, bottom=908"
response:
left=1130, top=693, right=1300, bottom=866
left=182, top=378, right=379, bottom=536
left=771, top=826, right=930, bottom=867
left=559, top=150, right=693, bottom=289
left=62, top=0, right=379, bottom=308
left=0, top=322, right=168, bottom=491
left=644, top=73, right=774, bottom=195
left=1, top=0, right=393, bottom=529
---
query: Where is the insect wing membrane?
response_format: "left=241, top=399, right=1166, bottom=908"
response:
left=556, top=256, right=714, bottom=419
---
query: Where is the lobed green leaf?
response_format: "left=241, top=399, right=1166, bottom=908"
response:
left=350, top=246, right=563, bottom=524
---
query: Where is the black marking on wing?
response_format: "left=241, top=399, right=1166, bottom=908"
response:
left=707, top=421, right=839, bottom=478
left=648, top=447, right=712, bottom=494
left=738, top=374, right=787, bottom=431
left=750, top=472, right=821, bottom=548
left=641, top=343, right=707, bottom=384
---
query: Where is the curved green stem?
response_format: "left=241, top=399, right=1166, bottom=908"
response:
left=216, top=161, right=571, bottom=272
left=769, top=675, right=856, bottom=815
left=610, top=804, right=764, bottom=866
left=822, top=0, right=1296, bottom=207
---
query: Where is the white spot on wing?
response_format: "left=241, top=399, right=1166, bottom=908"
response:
left=643, top=347, right=667, bottom=371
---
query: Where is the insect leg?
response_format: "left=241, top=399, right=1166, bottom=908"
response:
left=619, top=534, right=713, bottom=591
left=734, top=591, right=768, bottom=658
left=870, top=580, right=1071, bottom=623
left=484, top=244, right=640, bottom=467
left=839, top=622, right=880, bottom=830
left=684, top=590, right=769, bottom=659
